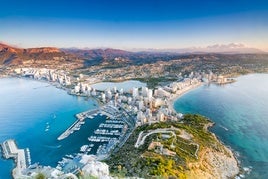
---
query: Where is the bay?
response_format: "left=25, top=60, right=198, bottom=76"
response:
left=0, top=78, right=99, bottom=179
left=174, top=74, right=268, bottom=178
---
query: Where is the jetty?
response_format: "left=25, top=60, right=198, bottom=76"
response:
left=1, top=139, right=31, bottom=178
left=57, top=109, right=99, bottom=140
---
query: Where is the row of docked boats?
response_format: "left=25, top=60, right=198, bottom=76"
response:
left=94, top=129, right=121, bottom=136
left=99, top=123, right=124, bottom=129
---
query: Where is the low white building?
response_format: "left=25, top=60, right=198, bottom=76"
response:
left=154, top=88, right=170, bottom=98
left=80, top=155, right=110, bottom=178
left=153, top=98, right=164, bottom=108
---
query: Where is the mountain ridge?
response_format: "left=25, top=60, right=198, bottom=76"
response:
left=0, top=42, right=267, bottom=67
left=129, top=43, right=264, bottom=54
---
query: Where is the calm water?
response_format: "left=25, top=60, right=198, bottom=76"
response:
left=174, top=74, right=268, bottom=178
left=0, top=78, right=101, bottom=179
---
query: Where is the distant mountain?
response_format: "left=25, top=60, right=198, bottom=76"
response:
left=0, top=43, right=66, bottom=65
left=132, top=43, right=264, bottom=54
left=200, top=43, right=263, bottom=54
left=0, top=42, right=266, bottom=68
left=25, top=47, right=61, bottom=53
left=0, top=43, right=61, bottom=54
left=0, top=43, right=22, bottom=53
left=62, top=48, right=132, bottom=59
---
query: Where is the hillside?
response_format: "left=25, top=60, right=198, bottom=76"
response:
left=105, top=114, right=239, bottom=178
left=0, top=43, right=78, bottom=67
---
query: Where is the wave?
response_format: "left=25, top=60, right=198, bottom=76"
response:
left=236, top=166, right=253, bottom=179
left=243, top=166, right=252, bottom=174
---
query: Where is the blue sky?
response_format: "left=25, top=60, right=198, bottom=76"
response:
left=0, top=0, right=268, bottom=50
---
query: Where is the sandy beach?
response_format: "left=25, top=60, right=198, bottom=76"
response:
left=167, top=82, right=203, bottom=112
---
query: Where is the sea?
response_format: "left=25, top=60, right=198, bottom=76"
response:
left=0, top=78, right=145, bottom=179
left=174, top=74, right=268, bottom=178
left=0, top=78, right=101, bottom=179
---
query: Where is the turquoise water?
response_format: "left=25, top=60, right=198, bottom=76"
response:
left=0, top=78, right=100, bottom=179
left=174, top=74, right=268, bottom=178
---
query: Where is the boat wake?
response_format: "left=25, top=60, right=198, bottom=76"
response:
left=219, top=124, right=228, bottom=131
left=43, top=144, right=62, bottom=149
left=33, top=85, right=50, bottom=89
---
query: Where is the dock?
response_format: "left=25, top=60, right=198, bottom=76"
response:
left=57, top=109, right=99, bottom=140
left=1, top=139, right=31, bottom=178
left=100, top=105, right=121, bottom=119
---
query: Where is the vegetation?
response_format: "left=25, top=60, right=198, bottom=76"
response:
left=105, top=114, right=228, bottom=178
left=35, top=173, right=45, bottom=179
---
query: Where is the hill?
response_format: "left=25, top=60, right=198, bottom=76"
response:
left=105, top=114, right=239, bottom=178
left=0, top=43, right=85, bottom=69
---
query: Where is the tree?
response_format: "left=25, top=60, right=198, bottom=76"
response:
left=35, top=173, right=45, bottom=179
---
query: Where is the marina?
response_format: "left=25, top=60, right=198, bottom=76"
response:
left=86, top=118, right=126, bottom=155
left=55, top=118, right=128, bottom=173
left=57, top=109, right=99, bottom=140
left=54, top=104, right=135, bottom=172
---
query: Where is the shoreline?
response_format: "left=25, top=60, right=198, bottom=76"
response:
left=167, top=82, right=204, bottom=113
left=170, top=81, right=242, bottom=178
left=210, top=131, right=243, bottom=175
left=0, top=76, right=89, bottom=179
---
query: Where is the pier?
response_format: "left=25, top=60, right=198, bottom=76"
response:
left=1, top=139, right=31, bottom=178
left=57, top=109, right=99, bottom=140
left=54, top=104, right=136, bottom=171
left=57, top=104, right=136, bottom=163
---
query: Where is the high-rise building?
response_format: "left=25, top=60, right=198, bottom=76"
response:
left=148, top=89, right=153, bottom=99
left=142, top=87, right=148, bottom=97
left=132, top=87, right=139, bottom=98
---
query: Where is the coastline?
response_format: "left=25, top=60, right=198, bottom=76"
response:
left=185, top=118, right=240, bottom=178
left=169, top=82, right=241, bottom=178
left=167, top=82, right=204, bottom=112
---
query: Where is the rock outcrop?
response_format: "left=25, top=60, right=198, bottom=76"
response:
left=187, top=140, right=239, bottom=179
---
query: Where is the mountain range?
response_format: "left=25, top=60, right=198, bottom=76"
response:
left=0, top=42, right=265, bottom=66
left=131, top=43, right=264, bottom=54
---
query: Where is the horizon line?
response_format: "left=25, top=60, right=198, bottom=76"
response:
left=1, top=41, right=267, bottom=53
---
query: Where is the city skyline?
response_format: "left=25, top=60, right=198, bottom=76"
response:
left=1, top=0, right=268, bottom=51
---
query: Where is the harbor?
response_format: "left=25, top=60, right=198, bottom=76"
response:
left=1, top=139, right=31, bottom=178
left=55, top=103, right=136, bottom=172
left=57, top=109, right=99, bottom=140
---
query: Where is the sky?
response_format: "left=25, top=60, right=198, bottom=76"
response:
left=0, top=0, right=268, bottom=51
